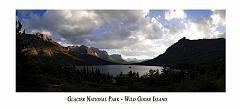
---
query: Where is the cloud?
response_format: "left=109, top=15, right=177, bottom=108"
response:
left=190, top=10, right=225, bottom=39
left=24, top=10, right=101, bottom=38
left=24, top=10, right=152, bottom=39
left=31, top=29, right=52, bottom=36
left=20, top=10, right=225, bottom=60
left=50, top=10, right=165, bottom=50
left=211, top=10, right=226, bottom=26
left=165, top=10, right=187, bottom=20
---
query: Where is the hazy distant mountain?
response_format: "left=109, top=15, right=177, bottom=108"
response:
left=109, top=54, right=127, bottom=64
left=126, top=58, right=150, bottom=63
left=140, top=37, right=225, bottom=66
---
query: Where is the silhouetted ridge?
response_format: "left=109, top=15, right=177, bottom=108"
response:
left=140, top=37, right=225, bottom=66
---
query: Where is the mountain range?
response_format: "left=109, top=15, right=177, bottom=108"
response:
left=20, top=32, right=225, bottom=66
left=21, top=33, right=126, bottom=65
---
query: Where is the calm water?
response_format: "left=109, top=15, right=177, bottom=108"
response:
left=76, top=65, right=163, bottom=76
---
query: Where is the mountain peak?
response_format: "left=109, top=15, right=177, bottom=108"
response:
left=35, top=32, right=51, bottom=42
left=178, top=37, right=189, bottom=42
left=181, top=37, right=187, bottom=40
left=110, top=54, right=122, bottom=58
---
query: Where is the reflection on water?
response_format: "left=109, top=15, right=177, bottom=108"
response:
left=76, top=65, right=163, bottom=76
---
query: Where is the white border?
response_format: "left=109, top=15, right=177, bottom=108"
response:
left=0, top=0, right=240, bottom=108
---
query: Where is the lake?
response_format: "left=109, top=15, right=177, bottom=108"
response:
left=76, top=65, right=163, bottom=76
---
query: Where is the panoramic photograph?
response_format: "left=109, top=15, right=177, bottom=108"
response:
left=16, top=10, right=225, bottom=92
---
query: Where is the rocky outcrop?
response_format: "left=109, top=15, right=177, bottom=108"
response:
left=69, top=45, right=98, bottom=57
left=89, top=47, right=110, bottom=60
left=89, top=47, right=127, bottom=63
left=38, top=49, right=53, bottom=57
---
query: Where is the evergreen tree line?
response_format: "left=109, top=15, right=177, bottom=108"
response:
left=54, top=66, right=113, bottom=83
left=114, top=64, right=225, bottom=91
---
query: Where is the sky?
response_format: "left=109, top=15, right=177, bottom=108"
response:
left=16, top=10, right=226, bottom=60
